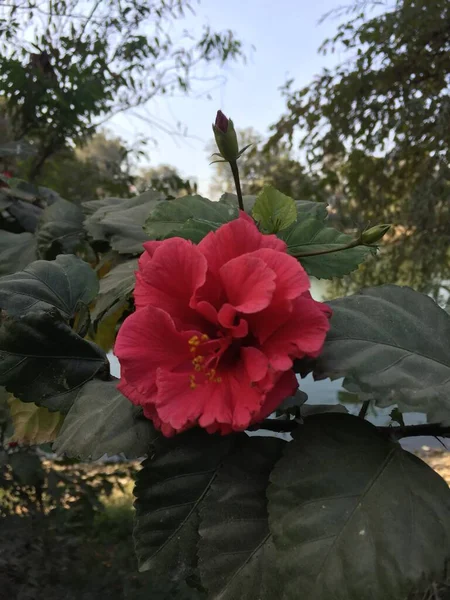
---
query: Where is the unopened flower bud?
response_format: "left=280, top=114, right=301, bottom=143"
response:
left=361, top=224, right=391, bottom=245
left=212, top=110, right=239, bottom=162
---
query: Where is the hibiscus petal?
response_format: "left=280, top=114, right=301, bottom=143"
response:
left=198, top=217, right=286, bottom=275
left=261, top=295, right=331, bottom=364
left=241, top=347, right=269, bottom=382
left=134, top=237, right=207, bottom=321
left=249, top=248, right=310, bottom=301
left=251, top=370, right=299, bottom=422
left=219, top=255, right=276, bottom=314
left=154, top=364, right=265, bottom=433
left=302, top=290, right=333, bottom=318
left=115, top=305, right=198, bottom=404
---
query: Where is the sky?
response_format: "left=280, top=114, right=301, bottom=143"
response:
left=109, top=0, right=348, bottom=195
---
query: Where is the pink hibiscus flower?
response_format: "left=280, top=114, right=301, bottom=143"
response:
left=115, top=213, right=332, bottom=436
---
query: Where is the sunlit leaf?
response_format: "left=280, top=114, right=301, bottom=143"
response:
left=8, top=396, right=63, bottom=445
left=252, top=185, right=297, bottom=232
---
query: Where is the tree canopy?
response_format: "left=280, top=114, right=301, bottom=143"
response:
left=270, top=0, right=450, bottom=301
left=0, top=0, right=244, bottom=178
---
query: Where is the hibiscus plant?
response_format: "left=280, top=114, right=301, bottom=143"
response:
left=0, top=112, right=450, bottom=599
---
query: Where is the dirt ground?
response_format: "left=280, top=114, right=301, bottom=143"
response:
left=417, top=448, right=450, bottom=485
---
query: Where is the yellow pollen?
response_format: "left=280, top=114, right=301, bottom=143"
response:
left=189, top=374, right=197, bottom=389
left=201, top=334, right=209, bottom=341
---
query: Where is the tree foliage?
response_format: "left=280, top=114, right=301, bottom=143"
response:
left=0, top=0, right=244, bottom=177
left=271, top=0, right=450, bottom=301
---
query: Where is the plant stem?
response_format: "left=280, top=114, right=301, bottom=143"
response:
left=229, top=160, right=244, bottom=211
left=358, top=400, right=370, bottom=419
left=252, top=419, right=450, bottom=440
left=290, top=239, right=360, bottom=259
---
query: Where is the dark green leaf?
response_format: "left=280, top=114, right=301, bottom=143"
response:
left=0, top=386, right=13, bottom=438
left=219, top=192, right=257, bottom=214
left=144, top=194, right=238, bottom=241
left=0, top=231, right=37, bottom=276
left=295, top=200, right=328, bottom=221
left=277, top=390, right=309, bottom=412
left=91, top=258, right=138, bottom=324
left=53, top=379, right=157, bottom=460
left=252, top=185, right=297, bottom=232
left=0, top=254, right=98, bottom=319
left=133, top=429, right=236, bottom=577
left=6, top=199, right=43, bottom=232
left=280, top=217, right=373, bottom=279
left=268, top=414, right=450, bottom=600
left=0, top=309, right=108, bottom=412
left=300, top=403, right=348, bottom=417
left=9, top=452, right=44, bottom=487
left=36, top=199, right=92, bottom=260
left=317, top=285, right=450, bottom=423
left=84, top=191, right=164, bottom=254
left=198, top=436, right=284, bottom=599
left=0, top=191, right=12, bottom=211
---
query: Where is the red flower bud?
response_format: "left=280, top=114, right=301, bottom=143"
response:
left=212, top=110, right=239, bottom=162
left=215, top=110, right=229, bottom=134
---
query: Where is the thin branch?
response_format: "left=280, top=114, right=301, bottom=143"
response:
left=358, top=399, right=370, bottom=419
left=252, top=419, right=450, bottom=440
left=378, top=424, right=450, bottom=441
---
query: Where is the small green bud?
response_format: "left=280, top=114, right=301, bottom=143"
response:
left=361, top=224, right=391, bottom=245
left=212, top=110, right=239, bottom=163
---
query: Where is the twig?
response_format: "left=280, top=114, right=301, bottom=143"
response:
left=358, top=399, right=370, bottom=419
left=251, top=419, right=450, bottom=440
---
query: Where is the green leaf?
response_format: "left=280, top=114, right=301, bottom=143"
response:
left=295, top=200, right=328, bottom=221
left=252, top=185, right=297, bottom=233
left=84, top=191, right=164, bottom=254
left=268, top=414, right=450, bottom=600
left=144, top=194, right=238, bottom=241
left=0, top=386, right=13, bottom=439
left=91, top=258, right=138, bottom=324
left=219, top=192, right=257, bottom=214
left=8, top=396, right=64, bottom=445
left=9, top=451, right=44, bottom=487
left=0, top=309, right=108, bottom=412
left=36, top=199, right=93, bottom=260
left=0, top=231, right=37, bottom=276
left=0, top=254, right=98, bottom=319
left=279, top=217, right=373, bottom=278
left=133, top=429, right=236, bottom=577
left=316, top=285, right=450, bottom=423
left=198, top=436, right=284, bottom=599
left=53, top=379, right=157, bottom=460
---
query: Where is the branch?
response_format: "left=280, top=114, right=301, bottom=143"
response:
left=252, top=419, right=450, bottom=440
left=378, top=424, right=450, bottom=441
